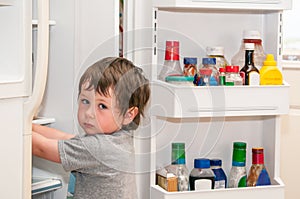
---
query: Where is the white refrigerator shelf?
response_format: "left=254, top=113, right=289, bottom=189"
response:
left=32, top=176, right=62, bottom=195
left=151, top=80, right=289, bottom=118
left=151, top=177, right=284, bottom=199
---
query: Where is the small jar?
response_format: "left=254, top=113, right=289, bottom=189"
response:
left=166, top=75, right=194, bottom=86
left=202, top=58, right=219, bottom=86
left=225, top=66, right=243, bottom=86
left=183, top=57, right=197, bottom=76
left=194, top=68, right=212, bottom=86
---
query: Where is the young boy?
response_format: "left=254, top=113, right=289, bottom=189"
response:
left=32, top=57, right=150, bottom=199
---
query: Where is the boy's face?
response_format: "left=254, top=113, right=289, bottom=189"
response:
left=77, top=82, right=125, bottom=135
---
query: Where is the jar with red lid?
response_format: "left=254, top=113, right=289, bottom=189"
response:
left=225, top=66, right=243, bottom=86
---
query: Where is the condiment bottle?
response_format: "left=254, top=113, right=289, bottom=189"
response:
left=189, top=158, right=215, bottom=190
left=165, top=143, right=189, bottom=191
left=231, top=30, right=266, bottom=70
left=183, top=57, right=197, bottom=76
left=260, top=54, right=283, bottom=85
left=247, top=147, right=271, bottom=186
left=219, top=67, right=226, bottom=85
left=202, top=58, right=219, bottom=86
left=206, top=46, right=229, bottom=69
left=240, top=43, right=260, bottom=85
left=210, top=159, right=227, bottom=189
left=225, top=66, right=243, bottom=86
left=158, top=40, right=183, bottom=81
left=194, top=68, right=212, bottom=86
left=228, top=142, right=247, bottom=188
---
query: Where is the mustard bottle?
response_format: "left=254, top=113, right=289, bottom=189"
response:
left=260, top=54, right=283, bottom=85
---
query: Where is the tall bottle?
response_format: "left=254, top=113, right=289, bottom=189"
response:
left=210, top=159, right=227, bottom=189
left=231, top=30, right=266, bottom=70
left=247, top=147, right=271, bottom=186
left=240, top=43, right=260, bottom=85
left=165, top=143, right=189, bottom=191
left=228, top=142, right=247, bottom=188
left=158, top=40, right=183, bottom=81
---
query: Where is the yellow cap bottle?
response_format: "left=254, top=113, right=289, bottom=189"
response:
left=260, top=54, right=283, bottom=85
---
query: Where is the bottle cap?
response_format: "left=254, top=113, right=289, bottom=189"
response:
left=219, top=67, right=225, bottom=73
left=210, top=159, right=222, bottom=166
left=202, top=57, right=216, bottom=65
left=165, top=40, right=180, bottom=61
left=232, top=142, right=247, bottom=167
left=199, top=68, right=213, bottom=75
left=245, top=43, right=255, bottom=50
left=243, top=30, right=261, bottom=39
left=194, top=158, right=210, bottom=169
left=183, top=57, right=197, bottom=65
left=206, top=46, right=225, bottom=56
left=172, top=143, right=186, bottom=165
left=263, top=54, right=277, bottom=66
left=252, top=147, right=264, bottom=164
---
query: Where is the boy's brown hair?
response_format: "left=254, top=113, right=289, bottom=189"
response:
left=79, top=57, right=150, bottom=130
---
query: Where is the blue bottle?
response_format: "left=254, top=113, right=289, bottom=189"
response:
left=210, top=159, right=227, bottom=189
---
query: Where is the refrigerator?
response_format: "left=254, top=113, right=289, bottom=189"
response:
left=0, top=0, right=292, bottom=199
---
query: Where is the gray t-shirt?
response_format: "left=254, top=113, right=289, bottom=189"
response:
left=58, top=130, right=137, bottom=199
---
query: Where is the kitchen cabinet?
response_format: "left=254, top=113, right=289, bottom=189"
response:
left=150, top=0, right=291, bottom=198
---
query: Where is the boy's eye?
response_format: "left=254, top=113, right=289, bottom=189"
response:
left=81, top=99, right=89, bottom=104
left=98, top=104, right=107, bottom=110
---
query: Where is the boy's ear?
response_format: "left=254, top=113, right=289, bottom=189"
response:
left=122, top=107, right=139, bottom=125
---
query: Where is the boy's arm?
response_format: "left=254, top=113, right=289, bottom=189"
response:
left=32, top=131, right=61, bottom=163
left=32, top=123, right=75, bottom=140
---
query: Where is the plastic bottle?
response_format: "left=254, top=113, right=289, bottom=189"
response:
left=165, top=143, right=189, bottom=191
left=240, top=43, right=260, bottom=85
left=194, top=68, right=212, bottom=86
left=202, top=57, right=219, bottom=86
left=183, top=57, right=197, bottom=76
left=210, top=159, right=227, bottom=189
left=260, top=54, right=283, bottom=85
left=228, top=142, right=247, bottom=188
left=247, top=147, right=271, bottom=186
left=225, top=66, right=243, bottom=86
left=206, top=46, right=229, bottom=69
left=158, top=41, right=183, bottom=81
left=231, top=30, right=266, bottom=70
left=189, top=158, right=215, bottom=190
left=219, top=67, right=226, bottom=85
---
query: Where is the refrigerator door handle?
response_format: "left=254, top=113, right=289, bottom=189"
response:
left=24, top=0, right=50, bottom=124
left=23, top=0, right=50, bottom=199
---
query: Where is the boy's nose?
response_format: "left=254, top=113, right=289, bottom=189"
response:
left=86, top=105, right=95, bottom=118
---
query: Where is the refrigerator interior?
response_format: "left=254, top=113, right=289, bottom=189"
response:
left=150, top=4, right=289, bottom=199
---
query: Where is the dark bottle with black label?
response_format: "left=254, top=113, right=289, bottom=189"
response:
left=189, top=158, right=215, bottom=190
left=240, top=43, right=260, bottom=85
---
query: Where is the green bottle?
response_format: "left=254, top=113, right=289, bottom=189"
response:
left=165, top=143, right=190, bottom=191
left=228, top=142, right=247, bottom=188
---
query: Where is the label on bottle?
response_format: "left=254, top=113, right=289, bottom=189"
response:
left=238, top=175, right=247, bottom=187
left=214, top=180, right=226, bottom=189
left=195, top=179, right=212, bottom=190
left=248, top=71, right=260, bottom=85
left=256, top=168, right=271, bottom=186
